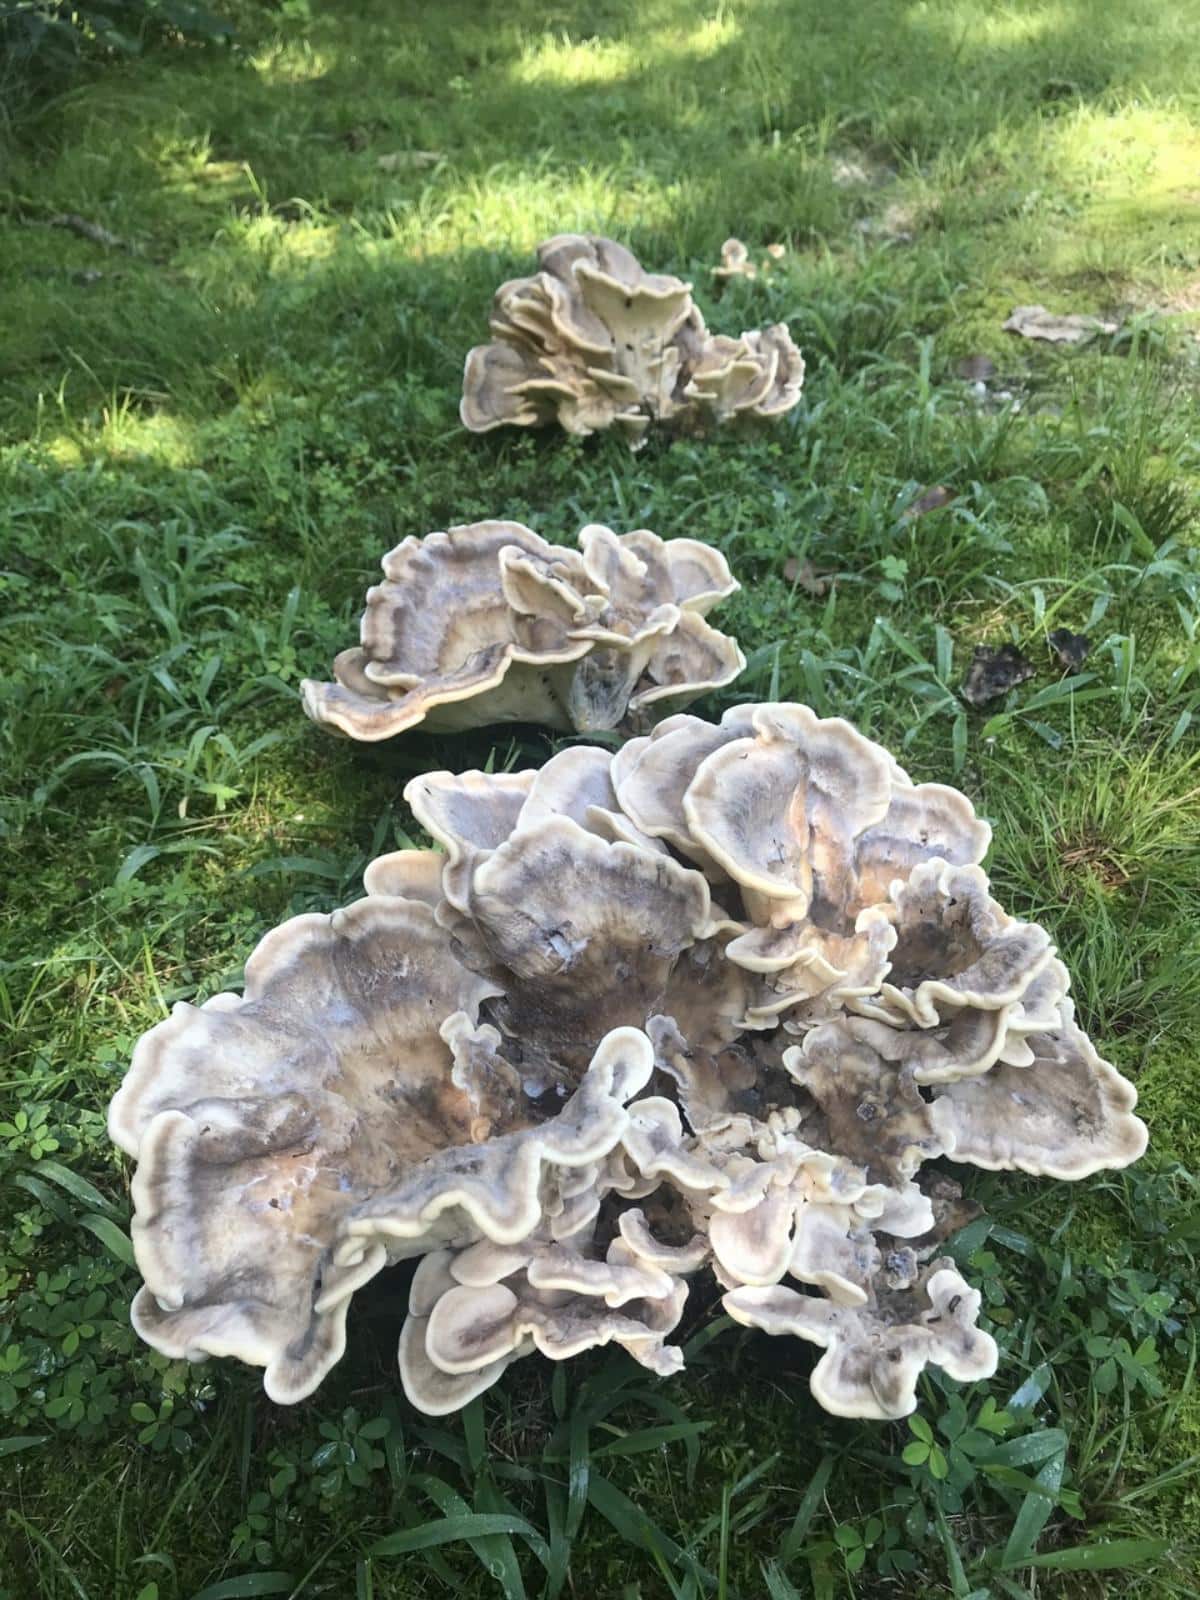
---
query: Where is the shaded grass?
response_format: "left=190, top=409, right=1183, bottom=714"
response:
left=3, top=0, right=1200, bottom=1595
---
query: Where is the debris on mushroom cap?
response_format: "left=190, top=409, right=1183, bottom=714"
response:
left=460, top=233, right=804, bottom=448
left=111, top=699, right=1147, bottom=1418
left=301, top=519, right=745, bottom=742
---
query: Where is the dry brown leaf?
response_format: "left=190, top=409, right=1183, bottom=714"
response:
left=783, top=556, right=831, bottom=596
left=1002, top=304, right=1118, bottom=343
left=960, top=644, right=1036, bottom=707
left=956, top=354, right=997, bottom=381
left=903, top=485, right=956, bottom=519
left=1047, top=629, right=1091, bottom=672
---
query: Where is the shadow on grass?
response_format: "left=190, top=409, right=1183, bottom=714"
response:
left=4, top=0, right=1199, bottom=438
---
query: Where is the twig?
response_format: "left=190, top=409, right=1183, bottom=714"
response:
left=47, top=212, right=126, bottom=250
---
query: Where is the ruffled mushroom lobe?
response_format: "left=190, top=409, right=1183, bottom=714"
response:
left=725, top=1261, right=998, bottom=1420
left=111, top=898, right=504, bottom=1403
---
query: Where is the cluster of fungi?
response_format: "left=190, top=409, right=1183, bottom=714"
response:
left=109, top=238, right=1147, bottom=1428
left=460, top=234, right=804, bottom=448
left=302, top=520, right=745, bottom=742
left=111, top=680, right=1146, bottom=1420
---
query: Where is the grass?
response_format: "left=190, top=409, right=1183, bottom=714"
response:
left=3, top=0, right=1200, bottom=1594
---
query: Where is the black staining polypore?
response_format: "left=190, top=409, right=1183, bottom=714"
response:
left=112, top=702, right=1144, bottom=1420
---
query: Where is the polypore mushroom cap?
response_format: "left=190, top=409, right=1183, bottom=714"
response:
left=613, top=705, right=759, bottom=868
left=423, top=1270, right=687, bottom=1379
left=406, top=766, right=536, bottom=911
left=786, top=1201, right=879, bottom=1305
left=513, top=746, right=618, bottom=834
left=361, top=524, right=587, bottom=687
left=682, top=704, right=895, bottom=910
left=302, top=522, right=603, bottom=741
left=345, top=1026, right=655, bottom=1247
left=362, top=848, right=446, bottom=908
left=708, top=1185, right=798, bottom=1285
left=851, top=784, right=991, bottom=908
left=683, top=333, right=779, bottom=421
left=617, top=1206, right=710, bottom=1273
left=647, top=1014, right=763, bottom=1133
left=627, top=611, right=747, bottom=712
left=466, top=817, right=714, bottom=1067
left=462, top=235, right=804, bottom=446
left=713, top=238, right=755, bottom=280
left=112, top=694, right=1149, bottom=1417
left=783, top=1023, right=946, bottom=1186
left=110, top=897, right=503, bottom=1402
left=460, top=343, right=547, bottom=432
left=733, top=911, right=898, bottom=1030
left=931, top=1002, right=1147, bottom=1179
left=307, top=521, right=745, bottom=741
left=853, top=861, right=1053, bottom=1036
left=578, top=524, right=739, bottom=617
left=724, top=1260, right=998, bottom=1419
left=399, top=1252, right=517, bottom=1414
left=741, top=325, right=806, bottom=417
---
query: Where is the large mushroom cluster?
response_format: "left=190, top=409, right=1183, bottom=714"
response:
left=301, top=520, right=745, bottom=741
left=460, top=234, right=805, bottom=448
left=110, top=704, right=1146, bottom=1421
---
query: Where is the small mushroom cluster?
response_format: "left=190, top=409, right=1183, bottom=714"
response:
left=110, top=704, right=1146, bottom=1420
left=461, top=234, right=804, bottom=448
left=301, top=520, right=745, bottom=741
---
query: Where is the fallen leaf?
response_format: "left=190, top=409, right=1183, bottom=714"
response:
left=782, top=556, right=830, bottom=596
left=1002, top=304, right=1118, bottom=343
left=960, top=644, right=1036, bottom=706
left=1047, top=628, right=1091, bottom=672
left=341, top=126, right=369, bottom=151
left=903, top=484, right=956, bottom=519
left=377, top=150, right=444, bottom=171
left=956, top=354, right=997, bottom=381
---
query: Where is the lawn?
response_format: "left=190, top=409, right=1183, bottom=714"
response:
left=3, top=0, right=1200, bottom=1595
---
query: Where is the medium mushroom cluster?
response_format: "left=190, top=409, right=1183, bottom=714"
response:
left=110, top=703, right=1146, bottom=1420
left=461, top=234, right=805, bottom=448
left=301, top=520, right=745, bottom=741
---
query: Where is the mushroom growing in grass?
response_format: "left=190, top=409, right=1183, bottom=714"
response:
left=460, top=234, right=804, bottom=448
left=301, top=520, right=745, bottom=741
left=110, top=705, right=1147, bottom=1419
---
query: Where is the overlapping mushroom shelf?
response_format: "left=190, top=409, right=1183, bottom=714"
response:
left=109, top=704, right=1147, bottom=1420
left=460, top=234, right=805, bottom=448
left=301, top=520, right=745, bottom=741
